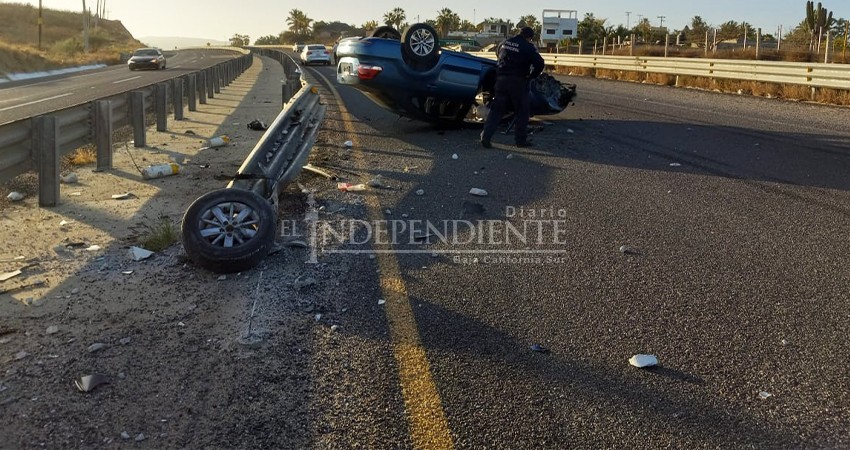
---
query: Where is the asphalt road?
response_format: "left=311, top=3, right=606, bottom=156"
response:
left=294, top=62, right=850, bottom=448
left=0, top=49, right=239, bottom=125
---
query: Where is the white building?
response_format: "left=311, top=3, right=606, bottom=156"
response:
left=540, top=9, right=578, bottom=45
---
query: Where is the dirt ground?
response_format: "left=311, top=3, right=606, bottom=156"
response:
left=0, top=55, right=364, bottom=448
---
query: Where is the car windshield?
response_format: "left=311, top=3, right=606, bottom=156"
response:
left=134, top=49, right=160, bottom=56
left=307, top=45, right=326, bottom=50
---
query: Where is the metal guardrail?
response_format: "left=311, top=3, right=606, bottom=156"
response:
left=229, top=49, right=326, bottom=201
left=0, top=50, right=252, bottom=205
left=470, top=52, right=850, bottom=90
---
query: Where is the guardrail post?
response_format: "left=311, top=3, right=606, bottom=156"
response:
left=188, top=74, right=197, bottom=112
left=173, top=77, right=184, bottom=120
left=282, top=82, right=292, bottom=106
left=198, top=71, right=208, bottom=105
left=131, top=90, right=145, bottom=147
left=206, top=69, right=215, bottom=99
left=94, top=100, right=113, bottom=171
left=34, top=116, right=60, bottom=207
left=156, top=83, right=168, bottom=131
left=213, top=66, right=221, bottom=94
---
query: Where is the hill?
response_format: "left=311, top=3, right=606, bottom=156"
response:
left=0, top=2, right=144, bottom=75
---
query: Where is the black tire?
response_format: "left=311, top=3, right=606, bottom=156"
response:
left=371, top=26, right=401, bottom=40
left=181, top=188, right=277, bottom=273
left=401, top=23, right=439, bottom=68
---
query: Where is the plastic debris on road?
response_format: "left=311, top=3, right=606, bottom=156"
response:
left=759, top=391, right=773, bottom=399
left=247, top=119, right=268, bottom=130
left=111, top=193, right=136, bottom=200
left=337, top=183, right=367, bottom=192
left=128, top=246, right=154, bottom=261
left=75, top=374, right=109, bottom=393
left=629, top=354, right=658, bottom=368
left=60, top=173, right=79, bottom=184
left=669, top=163, right=682, bottom=167
left=141, top=163, right=181, bottom=180
left=619, top=245, right=639, bottom=255
left=530, top=344, right=549, bottom=353
left=469, top=188, right=488, bottom=197
left=6, top=192, right=24, bottom=202
left=87, top=343, right=107, bottom=353
left=0, top=270, right=22, bottom=282
left=207, top=135, right=231, bottom=148
left=452, top=153, right=459, bottom=160
left=343, top=140, right=354, bottom=148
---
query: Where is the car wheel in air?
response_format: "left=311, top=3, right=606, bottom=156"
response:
left=181, top=188, right=277, bottom=273
left=371, top=26, right=401, bottom=40
left=401, top=23, right=440, bottom=71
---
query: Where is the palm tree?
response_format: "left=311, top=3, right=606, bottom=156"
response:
left=435, top=8, right=460, bottom=37
left=383, top=8, right=406, bottom=29
left=362, top=20, right=379, bottom=32
left=286, top=9, right=313, bottom=35
left=517, top=14, right=541, bottom=39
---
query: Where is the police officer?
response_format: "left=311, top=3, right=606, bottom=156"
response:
left=480, top=27, right=545, bottom=148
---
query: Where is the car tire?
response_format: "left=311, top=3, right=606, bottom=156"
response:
left=371, top=26, right=401, bottom=40
left=181, top=188, right=277, bottom=273
left=401, top=23, right=440, bottom=70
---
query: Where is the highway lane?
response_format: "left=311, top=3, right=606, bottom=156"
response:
left=301, top=63, right=850, bottom=447
left=0, top=49, right=241, bottom=125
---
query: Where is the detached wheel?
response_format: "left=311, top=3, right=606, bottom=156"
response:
left=402, top=23, right=439, bottom=68
left=181, top=188, right=276, bottom=273
left=372, top=26, right=401, bottom=40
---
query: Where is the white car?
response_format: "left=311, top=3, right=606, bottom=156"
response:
left=291, top=42, right=305, bottom=52
left=300, top=44, right=331, bottom=65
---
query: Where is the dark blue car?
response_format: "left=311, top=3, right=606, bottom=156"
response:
left=336, top=23, right=575, bottom=126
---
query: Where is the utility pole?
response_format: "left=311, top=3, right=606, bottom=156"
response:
left=625, top=11, right=631, bottom=29
left=657, top=16, right=666, bottom=29
left=38, top=0, right=43, bottom=50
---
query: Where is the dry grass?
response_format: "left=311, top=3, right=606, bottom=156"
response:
left=64, top=146, right=97, bottom=166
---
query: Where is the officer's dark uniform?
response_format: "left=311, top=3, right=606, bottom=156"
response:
left=481, top=27, right=545, bottom=148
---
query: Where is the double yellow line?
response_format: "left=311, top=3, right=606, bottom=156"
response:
left=310, top=69, right=454, bottom=449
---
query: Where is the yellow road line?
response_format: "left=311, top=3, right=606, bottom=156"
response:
left=310, top=69, right=454, bottom=449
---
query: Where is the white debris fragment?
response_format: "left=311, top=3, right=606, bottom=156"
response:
left=85, top=245, right=101, bottom=252
left=120, top=337, right=132, bottom=345
left=452, top=153, right=459, bottom=160
left=415, top=189, right=425, bottom=196
left=60, top=173, right=79, bottom=184
left=468, top=188, right=488, bottom=197
left=59, top=220, right=72, bottom=227
left=343, top=140, right=353, bottom=148
left=121, top=270, right=134, bottom=275
left=46, top=326, right=59, bottom=335
left=87, top=343, right=107, bottom=353
left=567, top=129, right=575, bottom=134
left=330, top=325, right=340, bottom=332
left=669, top=163, right=682, bottom=167
left=217, top=275, right=227, bottom=281
left=121, top=432, right=130, bottom=440
left=128, top=246, right=154, bottom=261
left=7, top=192, right=25, bottom=202
left=378, top=299, right=386, bottom=305
left=629, top=354, right=658, bottom=368
left=759, top=391, right=773, bottom=399
left=506, top=154, right=514, bottom=159
left=0, top=270, right=22, bottom=282
left=15, top=351, right=30, bottom=360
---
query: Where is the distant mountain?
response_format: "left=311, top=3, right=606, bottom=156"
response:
left=139, top=36, right=229, bottom=50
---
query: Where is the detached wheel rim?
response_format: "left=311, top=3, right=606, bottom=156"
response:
left=410, top=28, right=435, bottom=56
left=198, top=201, right=260, bottom=248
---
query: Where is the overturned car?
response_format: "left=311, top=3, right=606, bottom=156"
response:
left=335, top=23, right=576, bottom=126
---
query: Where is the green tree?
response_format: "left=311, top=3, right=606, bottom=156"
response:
left=686, top=16, right=710, bottom=43
left=362, top=20, right=379, bottom=32
left=254, top=35, right=281, bottom=45
left=577, top=13, right=606, bottom=42
left=716, top=20, right=741, bottom=41
left=383, top=7, right=406, bottom=29
left=435, top=8, right=461, bottom=37
left=229, top=34, right=249, bottom=47
left=286, top=9, right=313, bottom=36
left=458, top=20, right=477, bottom=32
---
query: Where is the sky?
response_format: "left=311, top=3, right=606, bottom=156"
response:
left=2, top=0, right=839, bottom=42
